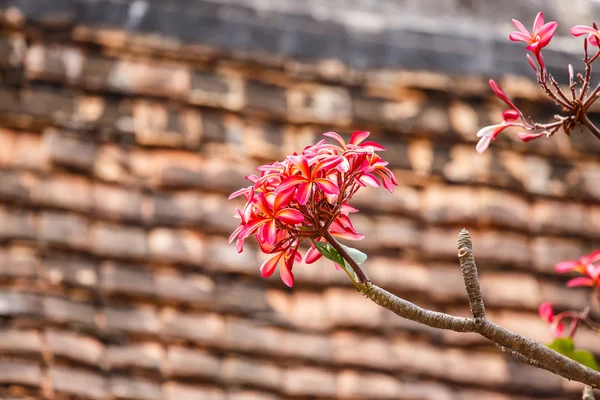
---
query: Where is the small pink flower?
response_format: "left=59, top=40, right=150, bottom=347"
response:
left=489, top=80, right=521, bottom=113
left=538, top=302, right=565, bottom=337
left=509, top=12, right=558, bottom=54
left=518, top=132, right=546, bottom=142
left=570, top=23, right=600, bottom=46
left=555, top=250, right=600, bottom=288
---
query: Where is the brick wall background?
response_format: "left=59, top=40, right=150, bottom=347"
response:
left=0, top=1, right=600, bottom=399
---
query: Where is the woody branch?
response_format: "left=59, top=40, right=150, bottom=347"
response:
left=325, top=229, right=600, bottom=387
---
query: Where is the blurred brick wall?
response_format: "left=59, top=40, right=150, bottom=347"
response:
left=0, top=1, right=600, bottom=399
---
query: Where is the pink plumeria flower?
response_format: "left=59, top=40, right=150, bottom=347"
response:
left=570, top=23, right=600, bottom=47
left=538, top=302, right=565, bottom=337
left=229, top=131, right=397, bottom=287
left=555, top=250, right=600, bottom=288
left=475, top=110, right=521, bottom=153
left=509, top=12, right=558, bottom=55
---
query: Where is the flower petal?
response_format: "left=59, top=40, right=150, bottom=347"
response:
left=502, top=109, right=521, bottom=123
left=512, top=18, right=530, bottom=35
left=518, top=132, right=545, bottom=142
left=260, top=253, right=283, bottom=278
left=305, top=244, right=323, bottom=264
left=509, top=32, right=532, bottom=43
left=566, top=277, right=595, bottom=287
left=570, top=25, right=599, bottom=37
left=537, top=22, right=558, bottom=48
left=314, top=178, right=340, bottom=195
left=532, top=12, right=545, bottom=34
left=296, top=182, right=312, bottom=205
left=476, top=136, right=492, bottom=154
left=280, top=257, right=295, bottom=287
left=550, top=320, right=564, bottom=338
left=276, top=208, right=305, bottom=224
left=350, top=131, right=370, bottom=145
left=359, top=173, right=380, bottom=187
left=323, top=131, right=346, bottom=148
left=555, top=260, right=583, bottom=273
left=273, top=186, right=296, bottom=211
left=359, top=141, right=387, bottom=151
left=538, top=302, right=554, bottom=323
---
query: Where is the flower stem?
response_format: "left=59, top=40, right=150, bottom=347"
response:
left=321, top=230, right=369, bottom=286
left=583, top=114, right=600, bottom=141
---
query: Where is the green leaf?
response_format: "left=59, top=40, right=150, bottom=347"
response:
left=340, top=244, right=368, bottom=265
left=312, top=241, right=367, bottom=287
left=313, top=241, right=346, bottom=266
left=548, top=338, right=575, bottom=354
left=548, top=338, right=600, bottom=371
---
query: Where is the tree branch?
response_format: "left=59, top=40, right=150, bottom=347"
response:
left=325, top=230, right=600, bottom=387
left=583, top=114, right=600, bottom=142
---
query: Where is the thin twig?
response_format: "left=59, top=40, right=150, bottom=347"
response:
left=582, top=114, right=600, bottom=141
left=457, top=229, right=485, bottom=322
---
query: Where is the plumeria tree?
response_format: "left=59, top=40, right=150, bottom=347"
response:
left=230, top=11, right=600, bottom=398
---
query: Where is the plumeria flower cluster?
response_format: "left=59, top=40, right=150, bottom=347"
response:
left=476, top=12, right=600, bottom=153
left=228, top=131, right=397, bottom=287
left=538, top=250, right=600, bottom=338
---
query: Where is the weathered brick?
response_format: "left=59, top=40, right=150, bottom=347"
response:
left=225, top=318, right=282, bottom=354
left=0, top=329, right=41, bottom=354
left=161, top=310, right=224, bottom=343
left=147, top=228, right=204, bottom=264
left=43, top=128, right=97, bottom=171
left=479, top=272, right=541, bottom=309
left=423, top=185, right=478, bottom=224
left=81, top=55, right=116, bottom=89
left=39, top=211, right=88, bottom=249
left=0, top=247, right=39, bottom=279
left=105, top=306, right=159, bottom=334
left=0, top=170, right=35, bottom=202
left=21, top=89, right=74, bottom=122
left=287, top=84, right=352, bottom=123
left=189, top=70, right=244, bottom=110
left=163, top=383, right=225, bottom=400
left=151, top=192, right=208, bottom=225
left=50, top=366, right=108, bottom=400
left=0, top=360, right=42, bottom=387
left=107, top=343, right=164, bottom=371
left=0, top=291, right=42, bottom=316
left=0, top=131, right=49, bottom=170
left=167, top=347, right=219, bottom=379
left=332, top=331, right=401, bottom=371
left=132, top=100, right=186, bottom=147
left=371, top=216, right=420, bottom=249
left=265, top=290, right=328, bottom=331
left=531, top=237, right=584, bottom=273
left=221, top=357, right=281, bottom=391
left=443, top=145, right=491, bottom=184
left=107, top=59, right=190, bottom=97
left=43, top=296, right=96, bottom=327
left=283, top=366, right=336, bottom=397
left=368, top=258, right=431, bottom=294
left=479, top=188, right=531, bottom=230
left=0, top=34, right=26, bottom=69
left=110, top=376, right=162, bottom=400
left=532, top=200, right=587, bottom=236
left=539, top=279, right=588, bottom=311
left=155, top=272, right=214, bottom=305
left=579, top=161, right=600, bottom=201
left=280, top=330, right=333, bottom=362
left=90, top=223, right=147, bottom=258
left=324, top=287, right=383, bottom=329
left=46, top=330, right=104, bottom=365
left=45, top=255, right=97, bottom=286
left=25, top=44, right=84, bottom=81
left=337, top=370, right=402, bottom=399
left=92, top=183, right=143, bottom=221
left=0, top=207, right=37, bottom=241
left=93, top=145, right=133, bottom=184
left=204, top=238, right=259, bottom=275
left=33, top=174, right=91, bottom=211
left=246, top=80, right=287, bottom=115
left=227, top=390, right=279, bottom=400
left=100, top=262, right=154, bottom=296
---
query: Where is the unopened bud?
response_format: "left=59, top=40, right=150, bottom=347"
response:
left=526, top=54, right=538, bottom=73
left=568, top=64, right=574, bottom=83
